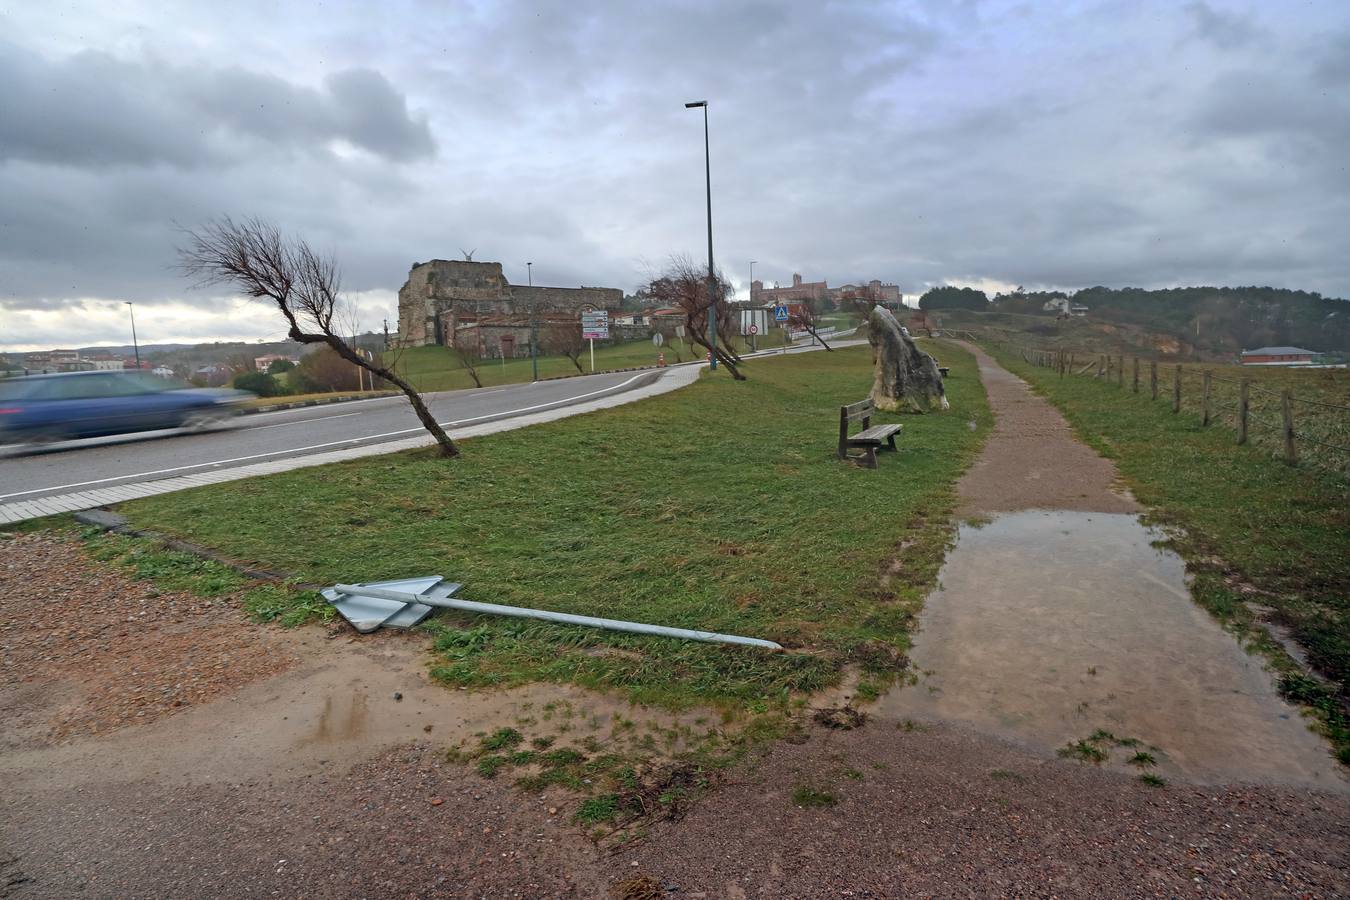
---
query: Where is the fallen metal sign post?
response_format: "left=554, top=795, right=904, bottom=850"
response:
left=320, top=576, right=463, bottom=633
left=328, top=581, right=783, bottom=650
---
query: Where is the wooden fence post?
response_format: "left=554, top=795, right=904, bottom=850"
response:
left=1172, top=365, right=1181, bottom=413
left=1098, top=355, right=1106, bottom=379
left=1150, top=361, right=1158, bottom=400
left=1132, top=357, right=1139, bottom=393
left=1201, top=370, right=1211, bottom=426
left=1070, top=352, right=1075, bottom=373
left=1238, top=380, right=1249, bottom=445
left=1281, top=390, right=1296, bottom=465
left=1117, top=354, right=1124, bottom=387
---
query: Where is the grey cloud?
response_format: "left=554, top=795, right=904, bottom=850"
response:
left=1185, top=1, right=1256, bottom=49
left=0, top=42, right=435, bottom=169
left=2, top=1, right=1349, bottom=350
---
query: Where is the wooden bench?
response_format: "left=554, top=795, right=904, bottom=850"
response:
left=838, top=399, right=902, bottom=468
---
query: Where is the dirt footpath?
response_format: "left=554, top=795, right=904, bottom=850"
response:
left=952, top=342, right=1137, bottom=516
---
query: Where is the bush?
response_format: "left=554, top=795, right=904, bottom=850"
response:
left=292, top=345, right=371, bottom=393
left=232, top=371, right=283, bottom=397
left=266, top=359, right=296, bottom=375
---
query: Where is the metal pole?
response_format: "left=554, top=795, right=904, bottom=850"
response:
left=125, top=302, right=140, bottom=368
left=687, top=100, right=716, bottom=370
left=333, top=584, right=783, bottom=650
left=527, top=262, right=537, bottom=382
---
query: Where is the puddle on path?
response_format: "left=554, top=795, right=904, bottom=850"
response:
left=876, top=509, right=1344, bottom=789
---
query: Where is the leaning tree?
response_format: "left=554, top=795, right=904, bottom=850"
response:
left=643, top=255, right=745, bottom=379
left=178, top=217, right=459, bottom=457
left=787, top=296, right=833, bottom=351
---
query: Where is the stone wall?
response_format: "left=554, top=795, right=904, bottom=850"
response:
left=396, top=259, right=623, bottom=347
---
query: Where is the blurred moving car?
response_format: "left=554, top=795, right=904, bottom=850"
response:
left=0, top=370, right=253, bottom=445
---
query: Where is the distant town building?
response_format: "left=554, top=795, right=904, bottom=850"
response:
left=121, top=359, right=152, bottom=370
left=751, top=273, right=829, bottom=305
left=84, top=354, right=125, bottom=370
left=254, top=353, right=297, bottom=372
left=1239, top=346, right=1316, bottom=366
left=750, top=273, right=902, bottom=308
left=22, top=349, right=84, bottom=373
left=152, top=365, right=176, bottom=378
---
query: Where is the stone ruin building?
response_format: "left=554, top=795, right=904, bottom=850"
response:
left=394, top=259, right=624, bottom=358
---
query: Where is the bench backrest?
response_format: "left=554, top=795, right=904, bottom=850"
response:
left=841, top=399, right=874, bottom=424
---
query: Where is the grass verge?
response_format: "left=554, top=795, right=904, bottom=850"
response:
left=988, top=344, right=1350, bottom=764
left=113, top=342, right=991, bottom=710
left=392, top=332, right=792, bottom=393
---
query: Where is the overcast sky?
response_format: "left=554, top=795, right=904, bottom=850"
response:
left=2, top=0, right=1347, bottom=351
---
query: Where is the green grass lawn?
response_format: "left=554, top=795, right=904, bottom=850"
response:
left=113, top=342, right=991, bottom=710
left=391, top=331, right=793, bottom=394
left=987, top=344, right=1350, bottom=762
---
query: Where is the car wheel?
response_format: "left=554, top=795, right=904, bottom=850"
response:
left=181, top=410, right=231, bottom=433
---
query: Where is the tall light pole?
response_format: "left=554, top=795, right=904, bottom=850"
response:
left=527, top=262, right=538, bottom=382
left=685, top=99, right=717, bottom=370
left=125, top=302, right=141, bottom=368
left=749, top=260, right=758, bottom=352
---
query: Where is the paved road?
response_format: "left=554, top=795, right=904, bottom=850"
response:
left=0, top=370, right=656, bottom=504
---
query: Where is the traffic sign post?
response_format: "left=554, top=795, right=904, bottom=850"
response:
left=580, top=309, right=609, bottom=373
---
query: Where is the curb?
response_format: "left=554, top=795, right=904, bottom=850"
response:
left=243, top=392, right=395, bottom=415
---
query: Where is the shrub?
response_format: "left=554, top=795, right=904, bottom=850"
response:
left=232, top=370, right=283, bottom=397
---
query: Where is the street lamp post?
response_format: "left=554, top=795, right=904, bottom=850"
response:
left=125, top=302, right=141, bottom=368
left=685, top=99, right=717, bottom=370
left=527, top=262, right=537, bottom=382
left=749, top=260, right=758, bottom=352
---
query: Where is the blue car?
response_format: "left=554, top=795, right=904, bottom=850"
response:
left=0, top=370, right=252, bottom=446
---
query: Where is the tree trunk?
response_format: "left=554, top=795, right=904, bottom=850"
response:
left=306, top=332, right=459, bottom=458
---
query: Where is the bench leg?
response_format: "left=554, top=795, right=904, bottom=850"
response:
left=852, top=446, right=877, bottom=469
left=885, top=434, right=898, bottom=452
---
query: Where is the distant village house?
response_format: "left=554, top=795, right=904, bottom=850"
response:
left=1239, top=346, right=1316, bottom=366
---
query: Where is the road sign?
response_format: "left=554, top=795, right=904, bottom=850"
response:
left=675, top=324, right=686, bottom=338
left=773, top=305, right=789, bottom=322
left=581, top=310, right=609, bottom=340
left=652, top=332, right=664, bottom=346
left=748, top=324, right=758, bottom=335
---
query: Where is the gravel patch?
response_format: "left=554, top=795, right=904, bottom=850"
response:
left=0, top=532, right=294, bottom=746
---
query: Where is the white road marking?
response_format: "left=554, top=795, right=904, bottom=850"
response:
left=0, top=372, right=647, bottom=499
left=253, top=412, right=361, bottom=430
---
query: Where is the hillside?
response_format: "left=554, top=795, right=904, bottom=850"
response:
left=930, top=286, right=1348, bottom=360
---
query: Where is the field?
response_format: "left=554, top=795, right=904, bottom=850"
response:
left=988, top=337, right=1350, bottom=478
left=107, top=343, right=991, bottom=710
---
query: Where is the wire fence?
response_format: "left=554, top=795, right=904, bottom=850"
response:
left=976, top=339, right=1350, bottom=481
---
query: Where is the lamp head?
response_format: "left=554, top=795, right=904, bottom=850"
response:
left=684, top=100, right=707, bottom=108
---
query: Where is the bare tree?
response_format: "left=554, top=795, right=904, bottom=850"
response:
left=643, top=255, right=745, bottom=379
left=452, top=333, right=485, bottom=388
left=543, top=321, right=587, bottom=374
left=787, top=297, right=833, bottom=351
left=179, top=217, right=459, bottom=458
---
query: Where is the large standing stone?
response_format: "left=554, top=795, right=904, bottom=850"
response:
left=868, top=306, right=949, bottom=412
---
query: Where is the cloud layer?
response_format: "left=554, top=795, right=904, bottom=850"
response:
left=1, top=0, right=1347, bottom=350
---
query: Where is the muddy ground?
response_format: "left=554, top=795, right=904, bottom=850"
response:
left=2, top=348, right=1347, bottom=898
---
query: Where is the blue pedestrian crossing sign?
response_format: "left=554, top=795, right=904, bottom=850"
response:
left=773, top=304, right=789, bottom=322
